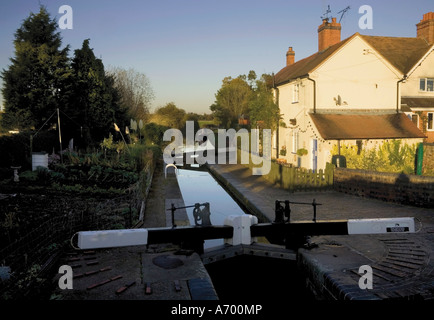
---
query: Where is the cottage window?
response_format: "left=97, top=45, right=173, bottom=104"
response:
left=292, top=84, right=299, bottom=103
left=356, top=140, right=363, bottom=155
left=420, top=78, right=434, bottom=92
left=292, top=131, right=299, bottom=153
left=411, top=114, right=419, bottom=128
left=428, top=112, right=434, bottom=131
left=408, top=114, right=419, bottom=128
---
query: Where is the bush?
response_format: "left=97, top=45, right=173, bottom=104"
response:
left=142, top=122, right=169, bottom=145
left=331, top=140, right=417, bottom=174
left=296, top=148, right=308, bottom=156
left=19, top=170, right=38, bottom=182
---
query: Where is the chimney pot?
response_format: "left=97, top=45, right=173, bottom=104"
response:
left=318, top=18, right=341, bottom=51
left=417, top=12, right=434, bottom=44
left=286, top=47, right=295, bottom=66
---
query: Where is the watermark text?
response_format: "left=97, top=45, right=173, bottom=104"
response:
left=58, top=265, right=73, bottom=289
left=163, top=121, right=271, bottom=175
left=359, top=5, right=373, bottom=30
left=358, top=264, right=373, bottom=289
left=58, top=5, right=73, bottom=30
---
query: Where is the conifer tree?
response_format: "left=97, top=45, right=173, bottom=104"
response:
left=1, top=6, right=71, bottom=130
left=70, top=39, right=126, bottom=145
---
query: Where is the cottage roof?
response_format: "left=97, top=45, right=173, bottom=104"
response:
left=362, top=35, right=432, bottom=74
left=401, top=97, right=434, bottom=109
left=310, top=113, right=426, bottom=140
left=274, top=36, right=352, bottom=86
left=274, top=33, right=432, bottom=86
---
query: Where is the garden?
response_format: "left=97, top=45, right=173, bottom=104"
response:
left=0, top=134, right=161, bottom=299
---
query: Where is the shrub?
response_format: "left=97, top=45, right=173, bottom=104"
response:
left=296, top=148, right=308, bottom=156
left=19, top=170, right=38, bottom=182
left=142, top=122, right=169, bottom=145
left=331, top=140, right=417, bottom=174
left=36, top=167, right=51, bottom=184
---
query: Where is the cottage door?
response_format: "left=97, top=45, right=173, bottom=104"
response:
left=312, top=139, right=318, bottom=172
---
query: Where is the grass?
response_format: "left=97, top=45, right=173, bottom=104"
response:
left=198, top=120, right=217, bottom=128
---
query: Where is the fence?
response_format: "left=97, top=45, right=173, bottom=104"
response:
left=0, top=192, right=142, bottom=299
left=0, top=163, right=154, bottom=299
left=237, top=149, right=334, bottom=191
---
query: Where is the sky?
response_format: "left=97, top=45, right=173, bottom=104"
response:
left=0, top=0, right=433, bottom=114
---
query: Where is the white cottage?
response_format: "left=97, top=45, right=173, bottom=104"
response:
left=273, top=14, right=433, bottom=171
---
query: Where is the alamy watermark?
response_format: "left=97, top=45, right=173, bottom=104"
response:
left=358, top=265, right=373, bottom=290
left=58, top=4, right=373, bottom=31
left=58, top=265, right=73, bottom=289
left=58, top=5, right=73, bottom=30
left=359, top=5, right=373, bottom=30
left=163, top=121, right=272, bottom=175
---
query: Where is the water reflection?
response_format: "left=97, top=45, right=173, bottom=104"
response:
left=176, top=168, right=247, bottom=249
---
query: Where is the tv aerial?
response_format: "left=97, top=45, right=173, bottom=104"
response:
left=337, top=6, right=351, bottom=23
left=321, top=5, right=351, bottom=23
left=321, top=5, right=332, bottom=21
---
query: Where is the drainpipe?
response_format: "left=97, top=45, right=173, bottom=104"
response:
left=273, top=73, right=280, bottom=159
left=307, top=76, right=317, bottom=113
left=276, top=96, right=281, bottom=159
left=396, top=76, right=407, bottom=113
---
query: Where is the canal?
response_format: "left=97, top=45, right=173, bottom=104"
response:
left=176, top=167, right=248, bottom=249
left=176, top=167, right=316, bottom=301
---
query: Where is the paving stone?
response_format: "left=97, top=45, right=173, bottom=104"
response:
left=208, top=163, right=434, bottom=300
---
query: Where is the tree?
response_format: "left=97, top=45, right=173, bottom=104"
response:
left=209, top=102, right=233, bottom=128
left=1, top=6, right=72, bottom=130
left=142, top=122, right=169, bottom=145
left=151, top=102, right=186, bottom=129
left=69, top=39, right=126, bottom=145
left=211, top=75, right=252, bottom=128
left=247, top=70, right=257, bottom=87
left=106, top=66, right=154, bottom=121
left=182, top=112, right=200, bottom=136
left=248, top=73, right=279, bottom=131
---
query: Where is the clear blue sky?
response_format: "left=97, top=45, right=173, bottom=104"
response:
left=0, top=0, right=433, bottom=114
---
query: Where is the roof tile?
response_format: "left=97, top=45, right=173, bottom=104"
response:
left=310, top=113, right=426, bottom=140
left=274, top=34, right=432, bottom=86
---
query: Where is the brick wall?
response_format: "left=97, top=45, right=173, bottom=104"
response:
left=333, top=168, right=434, bottom=208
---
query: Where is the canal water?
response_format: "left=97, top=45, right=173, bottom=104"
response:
left=176, top=167, right=315, bottom=301
left=176, top=167, right=247, bottom=249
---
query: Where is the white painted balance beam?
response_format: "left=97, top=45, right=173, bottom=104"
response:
left=77, top=229, right=148, bottom=249
left=74, top=216, right=415, bottom=250
left=347, top=217, right=415, bottom=234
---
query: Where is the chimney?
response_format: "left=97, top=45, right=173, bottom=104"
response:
left=318, top=17, right=341, bottom=51
left=286, top=47, right=295, bottom=66
left=417, top=12, right=434, bottom=44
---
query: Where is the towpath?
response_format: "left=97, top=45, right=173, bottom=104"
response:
left=208, top=163, right=434, bottom=300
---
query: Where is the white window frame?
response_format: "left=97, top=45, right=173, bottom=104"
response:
left=420, top=78, right=434, bottom=92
